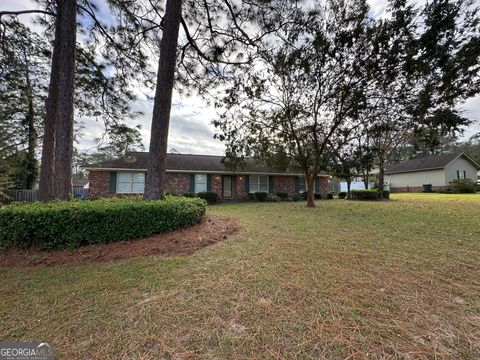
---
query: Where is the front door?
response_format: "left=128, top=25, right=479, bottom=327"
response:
left=223, top=176, right=232, bottom=199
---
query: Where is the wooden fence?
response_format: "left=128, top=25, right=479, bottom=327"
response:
left=1, top=188, right=88, bottom=203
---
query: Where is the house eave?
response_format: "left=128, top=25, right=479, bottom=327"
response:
left=84, top=167, right=330, bottom=177
left=385, top=167, right=444, bottom=175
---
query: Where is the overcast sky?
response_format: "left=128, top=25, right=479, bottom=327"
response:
left=2, top=0, right=479, bottom=156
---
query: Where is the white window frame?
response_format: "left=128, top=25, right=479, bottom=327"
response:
left=117, top=172, right=145, bottom=194
left=194, top=174, right=207, bottom=193
left=249, top=175, right=269, bottom=193
left=299, top=177, right=316, bottom=193
left=457, top=170, right=467, bottom=179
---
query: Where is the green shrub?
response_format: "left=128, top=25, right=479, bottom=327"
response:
left=449, top=179, right=476, bottom=193
left=0, top=196, right=206, bottom=250
left=338, top=191, right=347, bottom=199
left=197, top=191, right=219, bottom=203
left=291, top=193, right=302, bottom=201
left=276, top=192, right=289, bottom=201
left=350, top=189, right=389, bottom=200
left=183, top=192, right=195, bottom=198
left=254, top=192, right=268, bottom=201
left=326, top=192, right=334, bottom=199
left=301, top=191, right=308, bottom=200
left=266, top=193, right=281, bottom=202
left=314, top=193, right=322, bottom=200
left=247, top=193, right=256, bottom=201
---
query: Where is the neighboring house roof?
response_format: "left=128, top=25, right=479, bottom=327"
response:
left=84, top=152, right=329, bottom=176
left=73, top=179, right=89, bottom=187
left=385, top=152, right=480, bottom=174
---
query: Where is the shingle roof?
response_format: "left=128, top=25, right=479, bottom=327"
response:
left=84, top=152, right=326, bottom=176
left=385, top=152, right=479, bottom=174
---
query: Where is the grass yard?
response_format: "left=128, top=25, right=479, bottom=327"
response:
left=1, top=193, right=480, bottom=359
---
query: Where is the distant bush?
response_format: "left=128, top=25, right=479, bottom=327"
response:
left=338, top=192, right=347, bottom=199
left=350, top=189, right=390, bottom=200
left=0, top=196, right=206, bottom=250
left=326, top=192, right=334, bottom=199
left=449, top=179, right=476, bottom=193
left=254, top=192, right=268, bottom=201
left=165, top=191, right=177, bottom=197
left=314, top=193, right=322, bottom=200
left=276, top=192, right=289, bottom=201
left=183, top=192, right=195, bottom=198
left=247, top=193, right=256, bottom=201
left=291, top=193, right=302, bottom=201
left=197, top=191, right=219, bottom=203
left=301, top=191, right=308, bottom=200
left=266, top=193, right=281, bottom=202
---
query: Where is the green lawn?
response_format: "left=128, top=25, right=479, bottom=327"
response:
left=1, top=194, right=480, bottom=359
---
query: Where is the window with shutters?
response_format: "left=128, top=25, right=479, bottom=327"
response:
left=298, top=177, right=316, bottom=193
left=249, top=175, right=268, bottom=193
left=194, top=174, right=207, bottom=193
left=456, top=170, right=467, bottom=179
left=117, top=172, right=145, bottom=193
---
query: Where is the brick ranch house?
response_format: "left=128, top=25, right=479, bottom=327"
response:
left=84, top=152, right=330, bottom=200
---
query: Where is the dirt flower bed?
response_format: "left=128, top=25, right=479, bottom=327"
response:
left=0, top=215, right=238, bottom=268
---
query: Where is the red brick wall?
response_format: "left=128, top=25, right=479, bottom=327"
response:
left=88, top=171, right=111, bottom=198
left=165, top=173, right=190, bottom=195
left=88, top=171, right=331, bottom=200
left=318, top=177, right=329, bottom=198
left=234, top=175, right=248, bottom=200
left=273, top=176, right=296, bottom=195
left=391, top=185, right=445, bottom=193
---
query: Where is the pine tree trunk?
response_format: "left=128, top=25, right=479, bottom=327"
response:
left=38, top=3, right=63, bottom=201
left=22, top=50, right=38, bottom=190
left=306, top=172, right=315, bottom=208
left=52, top=0, right=77, bottom=200
left=346, top=180, right=351, bottom=199
left=144, top=0, right=183, bottom=200
left=25, top=97, right=37, bottom=189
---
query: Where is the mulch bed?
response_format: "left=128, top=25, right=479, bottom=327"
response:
left=0, top=215, right=239, bottom=268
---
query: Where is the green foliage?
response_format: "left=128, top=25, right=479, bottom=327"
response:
left=291, top=193, right=302, bottom=202
left=0, top=196, right=206, bottom=250
left=449, top=179, right=476, bottom=194
left=266, top=193, right=281, bottom=202
left=350, top=190, right=390, bottom=200
left=338, top=192, right=347, bottom=199
left=254, top=192, right=268, bottom=202
left=326, top=192, right=334, bottom=200
left=314, top=193, right=322, bottom=200
left=197, top=191, right=219, bottom=203
left=276, top=192, right=289, bottom=201
left=183, top=192, right=195, bottom=198
left=301, top=192, right=308, bottom=200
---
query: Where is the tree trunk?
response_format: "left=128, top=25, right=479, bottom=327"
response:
left=363, top=171, right=369, bottom=190
left=22, top=50, right=38, bottom=190
left=144, top=0, right=183, bottom=200
left=38, top=3, right=63, bottom=201
left=24, top=97, right=37, bottom=189
left=52, top=0, right=77, bottom=200
left=378, top=156, right=385, bottom=199
left=346, top=180, right=351, bottom=199
left=306, top=172, right=315, bottom=208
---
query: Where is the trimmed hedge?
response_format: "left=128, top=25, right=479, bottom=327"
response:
left=326, top=192, right=334, bottom=199
left=254, top=192, right=268, bottom=201
left=338, top=191, right=347, bottom=199
left=276, top=192, right=289, bottom=201
left=350, top=189, right=390, bottom=200
left=0, top=196, right=206, bottom=250
left=449, top=179, right=476, bottom=193
left=197, top=191, right=219, bottom=203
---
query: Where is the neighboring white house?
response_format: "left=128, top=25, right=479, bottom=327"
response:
left=384, top=152, right=480, bottom=192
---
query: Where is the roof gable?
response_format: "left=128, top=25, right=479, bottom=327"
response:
left=385, top=152, right=480, bottom=174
